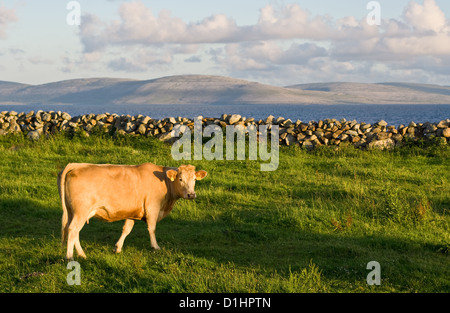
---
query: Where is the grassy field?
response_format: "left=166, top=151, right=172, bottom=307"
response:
left=0, top=131, right=449, bottom=293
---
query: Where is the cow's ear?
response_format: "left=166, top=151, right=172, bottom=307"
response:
left=167, top=169, right=178, bottom=182
left=195, top=170, right=207, bottom=181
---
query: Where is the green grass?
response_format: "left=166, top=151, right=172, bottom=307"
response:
left=0, top=132, right=449, bottom=293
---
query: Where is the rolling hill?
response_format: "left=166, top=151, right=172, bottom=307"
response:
left=287, top=82, right=450, bottom=104
left=1, top=75, right=450, bottom=105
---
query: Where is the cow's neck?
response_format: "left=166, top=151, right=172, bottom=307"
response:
left=165, top=174, right=181, bottom=201
left=162, top=178, right=179, bottom=214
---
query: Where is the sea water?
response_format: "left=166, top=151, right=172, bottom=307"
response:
left=1, top=103, right=449, bottom=126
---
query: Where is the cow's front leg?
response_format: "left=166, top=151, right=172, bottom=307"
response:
left=145, top=207, right=161, bottom=250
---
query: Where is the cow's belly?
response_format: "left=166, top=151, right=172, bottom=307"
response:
left=93, top=206, right=145, bottom=222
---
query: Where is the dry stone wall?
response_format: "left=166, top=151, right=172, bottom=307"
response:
left=1, top=110, right=449, bottom=149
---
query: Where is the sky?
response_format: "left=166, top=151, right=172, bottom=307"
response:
left=1, top=0, right=450, bottom=86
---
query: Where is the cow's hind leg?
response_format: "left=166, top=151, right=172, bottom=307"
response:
left=114, top=219, right=135, bottom=253
left=66, top=215, right=87, bottom=260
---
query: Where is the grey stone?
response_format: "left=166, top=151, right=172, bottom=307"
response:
left=361, top=123, right=372, bottom=130
left=282, top=119, right=292, bottom=127
left=315, top=130, right=325, bottom=137
left=137, top=124, right=147, bottom=135
left=287, top=127, right=296, bottom=135
left=42, top=113, right=51, bottom=122
left=443, top=128, right=450, bottom=138
left=27, top=130, right=41, bottom=141
left=265, top=115, right=275, bottom=124
left=95, top=113, right=107, bottom=121
left=173, top=124, right=189, bottom=135
left=407, top=127, right=416, bottom=134
left=1, top=122, right=8, bottom=130
left=437, top=120, right=449, bottom=128
left=376, top=132, right=390, bottom=140
left=157, top=131, right=175, bottom=142
left=377, top=120, right=388, bottom=127
left=10, top=123, right=22, bottom=134
left=125, top=122, right=136, bottom=133
left=368, top=138, right=395, bottom=150
left=84, top=124, right=94, bottom=132
left=302, top=140, right=314, bottom=150
left=345, top=130, right=359, bottom=137
left=229, top=114, right=242, bottom=125
left=392, top=134, right=403, bottom=142
left=140, top=116, right=151, bottom=125
left=285, top=134, right=295, bottom=146
left=424, top=124, right=438, bottom=133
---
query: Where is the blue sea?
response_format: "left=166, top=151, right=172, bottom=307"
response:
left=1, top=103, right=450, bottom=126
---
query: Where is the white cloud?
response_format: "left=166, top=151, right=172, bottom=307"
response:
left=73, top=0, right=450, bottom=85
left=383, top=33, right=450, bottom=56
left=80, top=2, right=240, bottom=50
left=215, top=41, right=329, bottom=72
left=403, top=0, right=448, bottom=33
left=79, top=2, right=338, bottom=51
left=0, top=4, right=17, bottom=39
left=251, top=4, right=332, bottom=40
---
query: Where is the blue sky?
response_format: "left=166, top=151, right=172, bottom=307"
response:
left=1, top=0, right=450, bottom=85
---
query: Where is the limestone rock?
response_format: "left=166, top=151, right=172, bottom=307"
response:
left=228, top=114, right=241, bottom=125
left=443, top=128, right=450, bottom=138
left=27, top=130, right=42, bottom=141
left=265, top=115, right=275, bottom=124
left=437, top=120, right=448, bottom=128
left=368, top=138, right=395, bottom=150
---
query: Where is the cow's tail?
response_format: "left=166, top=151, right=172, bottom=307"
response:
left=58, top=163, right=78, bottom=247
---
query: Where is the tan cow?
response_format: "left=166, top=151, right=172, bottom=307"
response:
left=58, top=162, right=207, bottom=260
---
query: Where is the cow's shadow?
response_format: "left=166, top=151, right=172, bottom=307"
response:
left=0, top=198, right=61, bottom=239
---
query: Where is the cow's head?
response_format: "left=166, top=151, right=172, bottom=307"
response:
left=166, top=165, right=207, bottom=199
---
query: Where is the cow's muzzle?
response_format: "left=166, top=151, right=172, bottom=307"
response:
left=185, top=192, right=197, bottom=200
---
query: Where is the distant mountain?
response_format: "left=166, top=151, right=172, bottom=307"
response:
left=287, top=82, right=450, bottom=104
left=1, top=75, right=450, bottom=105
